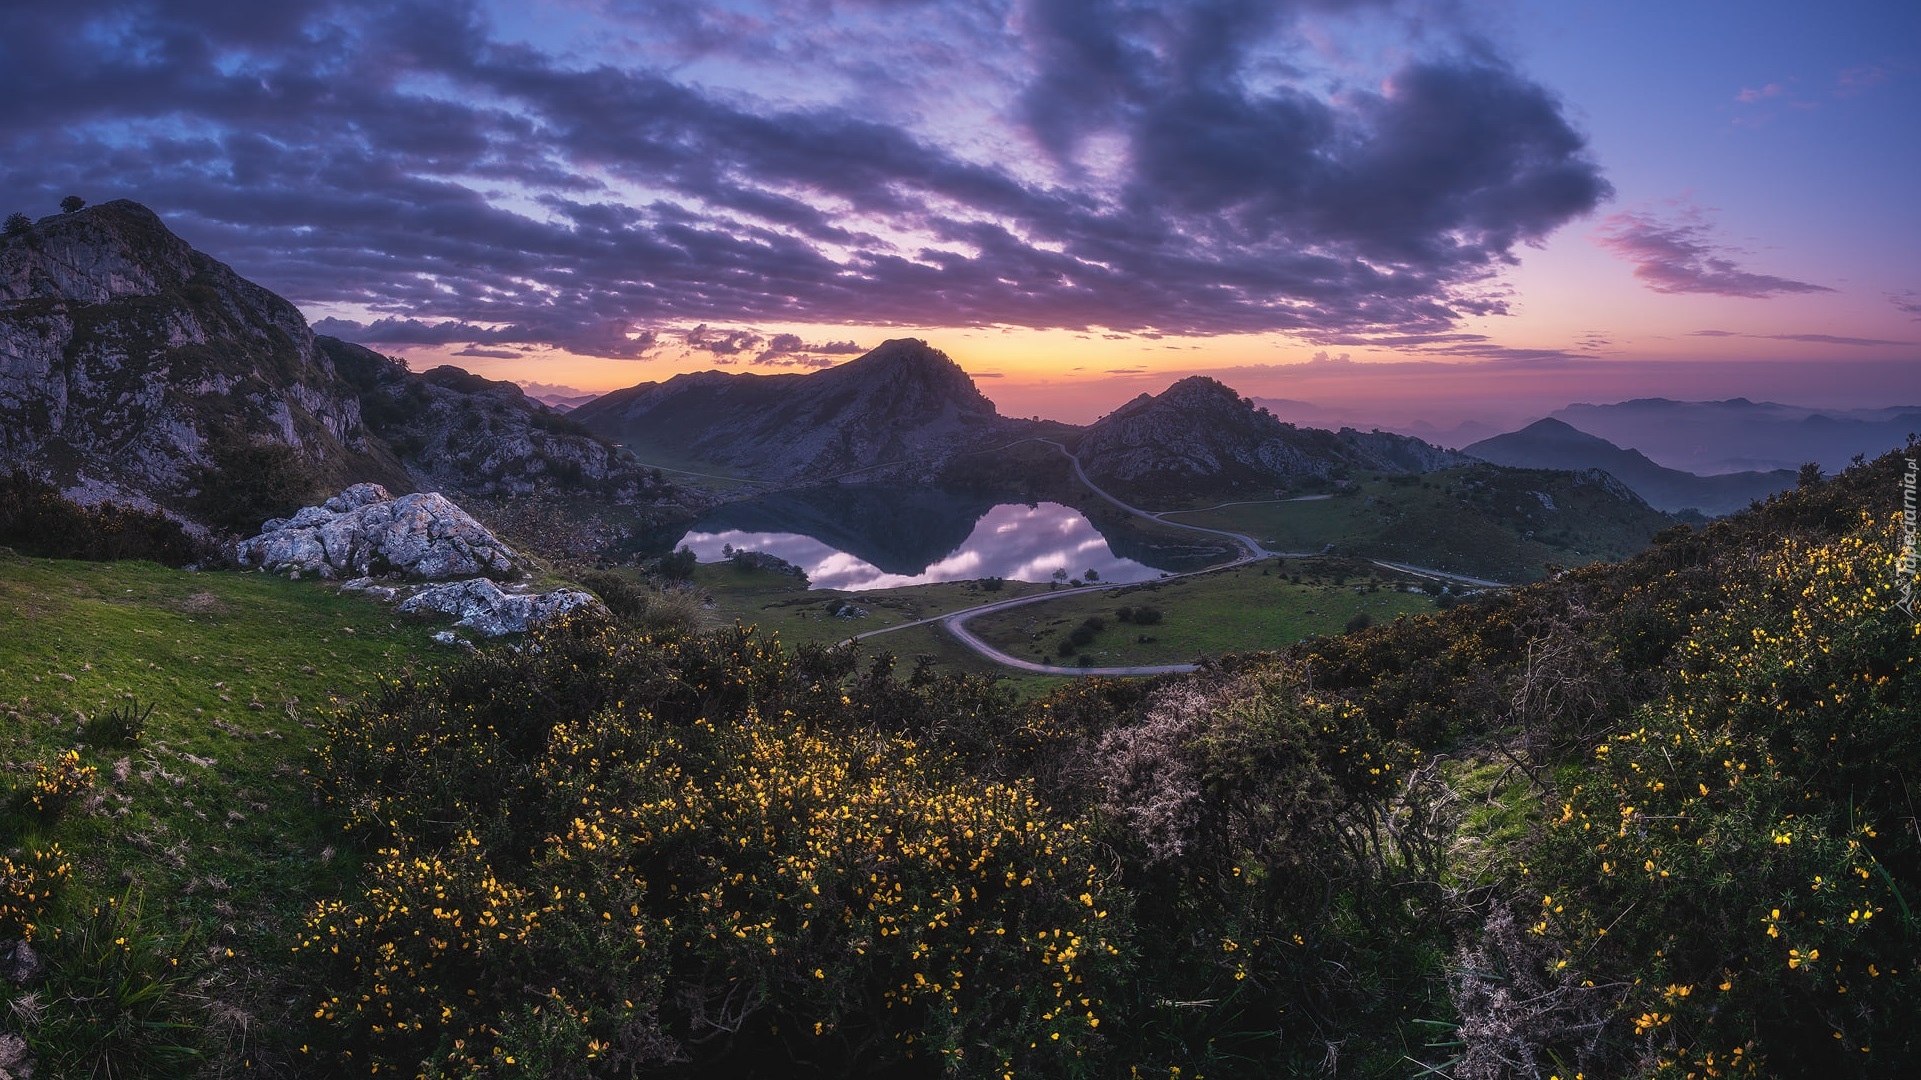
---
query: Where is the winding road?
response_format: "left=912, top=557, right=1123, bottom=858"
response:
left=843, top=441, right=1508, bottom=677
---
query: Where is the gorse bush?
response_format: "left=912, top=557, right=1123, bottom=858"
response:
left=286, top=447, right=1921, bottom=1079
left=305, top=620, right=1127, bottom=1077
left=1508, top=516, right=1921, bottom=1078
left=0, top=844, right=71, bottom=943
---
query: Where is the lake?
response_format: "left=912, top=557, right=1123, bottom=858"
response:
left=674, top=484, right=1191, bottom=591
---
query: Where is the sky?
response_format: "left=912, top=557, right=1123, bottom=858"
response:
left=2, top=0, right=1916, bottom=431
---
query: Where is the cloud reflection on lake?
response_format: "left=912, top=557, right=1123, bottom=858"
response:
left=678, top=502, right=1169, bottom=591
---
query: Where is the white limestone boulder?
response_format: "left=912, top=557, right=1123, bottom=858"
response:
left=398, top=578, right=606, bottom=637
left=233, top=483, right=524, bottom=580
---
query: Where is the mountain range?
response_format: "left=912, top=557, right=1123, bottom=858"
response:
left=1552, top=398, right=1921, bottom=475
left=573, top=353, right=1473, bottom=500
left=0, top=199, right=1686, bottom=555
left=1463, top=418, right=1796, bottom=516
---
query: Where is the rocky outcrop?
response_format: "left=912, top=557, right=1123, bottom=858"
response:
left=397, top=577, right=605, bottom=637
left=232, top=483, right=524, bottom=580
left=0, top=201, right=398, bottom=508
left=1076, top=376, right=1468, bottom=496
left=320, top=339, right=681, bottom=504
left=572, top=338, right=1032, bottom=481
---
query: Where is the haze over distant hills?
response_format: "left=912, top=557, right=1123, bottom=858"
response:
left=1463, top=418, right=1795, bottom=516
left=1551, top=398, right=1921, bottom=475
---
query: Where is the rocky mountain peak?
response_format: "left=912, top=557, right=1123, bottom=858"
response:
left=825, top=338, right=998, bottom=417
left=1, top=199, right=205, bottom=305
left=1103, top=376, right=1262, bottom=427
left=1078, top=374, right=1464, bottom=497
left=573, top=338, right=1017, bottom=481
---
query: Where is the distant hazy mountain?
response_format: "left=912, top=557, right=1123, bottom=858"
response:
left=1464, top=418, right=1795, bottom=516
left=572, top=338, right=1033, bottom=481
left=525, top=389, right=600, bottom=412
left=1077, top=377, right=1468, bottom=498
left=1553, top=398, right=1921, bottom=475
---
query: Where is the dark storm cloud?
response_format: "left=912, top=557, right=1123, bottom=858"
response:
left=0, top=0, right=1609, bottom=355
left=1594, top=207, right=1831, bottom=298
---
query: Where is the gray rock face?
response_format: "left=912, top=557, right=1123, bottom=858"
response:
left=0, top=201, right=384, bottom=507
left=233, top=483, right=524, bottom=580
left=399, top=577, right=605, bottom=637
left=1, top=939, right=42, bottom=986
left=320, top=341, right=686, bottom=505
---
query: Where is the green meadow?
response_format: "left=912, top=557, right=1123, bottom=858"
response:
left=964, top=558, right=1440, bottom=667
left=0, top=552, right=456, bottom=1074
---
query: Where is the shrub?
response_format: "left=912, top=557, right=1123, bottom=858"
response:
left=81, top=698, right=152, bottom=747
left=9, top=750, right=96, bottom=823
left=25, top=895, right=203, bottom=1079
left=657, top=545, right=698, bottom=581
left=59, top=195, right=85, bottom=213
left=0, top=844, right=72, bottom=942
left=1507, top=519, right=1921, bottom=1076
left=304, top=621, right=1129, bottom=1077
left=575, top=569, right=704, bottom=634
left=0, top=471, right=213, bottom=566
left=189, top=432, right=322, bottom=534
left=3, top=212, right=30, bottom=237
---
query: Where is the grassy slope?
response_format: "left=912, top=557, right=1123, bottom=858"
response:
left=966, top=558, right=1439, bottom=667
left=1160, top=465, right=1674, bottom=582
left=0, top=552, right=454, bottom=1072
left=689, top=562, right=1054, bottom=647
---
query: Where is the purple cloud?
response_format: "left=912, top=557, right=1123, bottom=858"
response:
left=1764, top=333, right=1910, bottom=347
left=1691, top=328, right=1909, bottom=347
left=1595, top=205, right=1831, bottom=298
left=0, top=0, right=1610, bottom=350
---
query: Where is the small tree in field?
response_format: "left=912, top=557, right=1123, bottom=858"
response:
left=59, top=196, right=85, bottom=213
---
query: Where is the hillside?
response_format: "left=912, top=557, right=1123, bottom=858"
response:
left=1073, top=376, right=1467, bottom=502
left=1465, top=417, right=1795, bottom=515
left=320, top=339, right=677, bottom=504
left=1162, top=463, right=1675, bottom=582
left=6, top=444, right=1919, bottom=1078
left=0, top=200, right=688, bottom=537
left=0, top=201, right=403, bottom=511
left=571, top=338, right=1034, bottom=481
